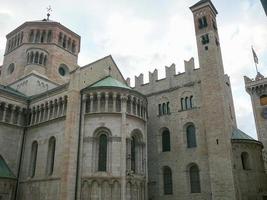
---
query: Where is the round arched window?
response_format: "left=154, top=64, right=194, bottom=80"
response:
left=58, top=64, right=69, bottom=77
left=8, top=63, right=15, bottom=75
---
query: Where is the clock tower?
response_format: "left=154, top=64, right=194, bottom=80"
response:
left=244, top=72, right=267, bottom=170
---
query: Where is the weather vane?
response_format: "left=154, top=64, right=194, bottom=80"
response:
left=46, top=5, right=52, bottom=21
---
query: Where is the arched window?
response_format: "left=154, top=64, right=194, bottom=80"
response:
left=20, top=32, right=23, bottom=43
left=189, top=164, right=201, bottom=193
left=167, top=102, right=170, bottom=114
left=98, top=134, right=108, bottom=171
left=30, top=52, right=34, bottom=63
left=7, top=40, right=11, bottom=52
left=72, top=40, right=76, bottom=53
left=40, top=30, right=46, bottom=43
left=29, top=141, right=38, bottom=177
left=67, top=38, right=71, bottom=50
left=14, top=35, right=18, bottom=47
left=187, top=124, right=196, bottom=148
left=26, top=53, right=29, bottom=64
left=47, top=30, right=52, bottom=43
left=131, top=137, right=136, bottom=172
left=58, top=32, right=62, bottom=44
left=185, top=97, right=189, bottom=109
left=39, top=53, right=43, bottom=65
left=162, top=103, right=166, bottom=115
left=46, top=137, right=56, bottom=175
left=190, top=96, right=193, bottom=108
left=43, top=56, right=47, bottom=66
left=35, top=30, right=40, bottom=43
left=63, top=35, right=67, bottom=48
left=158, top=104, right=162, bottom=116
left=29, top=30, right=34, bottom=42
left=10, top=38, right=14, bottom=49
left=34, top=52, right=39, bottom=64
left=163, top=166, right=173, bottom=195
left=181, top=98, right=184, bottom=110
left=162, top=130, right=170, bottom=152
left=8, top=63, right=15, bottom=75
left=241, top=152, right=250, bottom=170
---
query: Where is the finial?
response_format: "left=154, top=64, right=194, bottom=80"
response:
left=46, top=5, right=52, bottom=21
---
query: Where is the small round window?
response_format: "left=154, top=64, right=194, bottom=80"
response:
left=8, top=63, right=15, bottom=75
left=58, top=64, right=69, bottom=77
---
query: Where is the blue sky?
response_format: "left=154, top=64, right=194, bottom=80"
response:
left=0, top=0, right=266, bottom=138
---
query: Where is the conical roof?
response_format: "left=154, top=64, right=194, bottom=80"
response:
left=232, top=128, right=255, bottom=141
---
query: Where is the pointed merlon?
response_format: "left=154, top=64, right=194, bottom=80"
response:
left=184, top=57, right=195, bottom=74
left=135, top=73, right=144, bottom=87
left=165, top=64, right=176, bottom=78
left=149, top=69, right=158, bottom=83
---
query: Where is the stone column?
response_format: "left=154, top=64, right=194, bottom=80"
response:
left=144, top=106, right=147, bottom=120
left=120, top=95, right=128, bottom=200
left=33, top=30, right=36, bottom=43
left=82, top=94, right=87, bottom=115
left=39, top=105, right=44, bottom=123
left=90, top=94, right=94, bottom=113
left=17, top=108, right=23, bottom=126
left=37, top=106, right=41, bottom=124
left=105, top=92, right=109, bottom=112
left=10, top=106, right=15, bottom=124
left=97, top=92, right=101, bottom=112
left=61, top=100, right=65, bottom=116
left=2, top=104, right=8, bottom=122
left=139, top=101, right=143, bottom=117
left=51, top=102, right=55, bottom=119
left=30, top=108, right=35, bottom=125
left=113, top=93, right=117, bottom=112
left=53, top=101, right=58, bottom=118
left=47, top=103, right=51, bottom=121
left=130, top=96, right=133, bottom=115
left=135, top=99, right=138, bottom=116
left=56, top=101, right=61, bottom=118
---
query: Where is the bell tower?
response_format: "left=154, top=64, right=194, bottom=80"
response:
left=190, top=1, right=237, bottom=199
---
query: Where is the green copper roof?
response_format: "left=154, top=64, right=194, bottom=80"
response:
left=90, top=76, right=131, bottom=90
left=232, top=128, right=255, bottom=141
left=0, top=155, right=16, bottom=179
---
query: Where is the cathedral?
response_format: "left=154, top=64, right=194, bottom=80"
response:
left=0, top=0, right=267, bottom=200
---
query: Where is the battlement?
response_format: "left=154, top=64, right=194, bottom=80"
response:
left=244, top=73, right=267, bottom=95
left=130, top=57, right=201, bottom=95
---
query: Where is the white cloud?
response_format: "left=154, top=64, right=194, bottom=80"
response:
left=0, top=0, right=266, bottom=139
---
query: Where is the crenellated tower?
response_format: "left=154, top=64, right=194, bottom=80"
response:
left=190, top=0, right=237, bottom=199
left=244, top=72, right=267, bottom=170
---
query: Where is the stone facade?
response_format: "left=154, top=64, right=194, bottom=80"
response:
left=0, top=1, right=266, bottom=200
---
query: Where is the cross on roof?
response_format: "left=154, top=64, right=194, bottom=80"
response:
left=46, top=5, right=52, bottom=21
